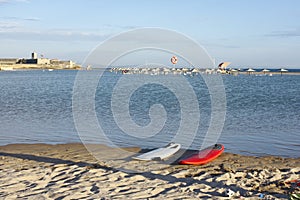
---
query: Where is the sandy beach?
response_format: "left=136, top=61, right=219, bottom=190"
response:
left=0, top=143, right=299, bottom=199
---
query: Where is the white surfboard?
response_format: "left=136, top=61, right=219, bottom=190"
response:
left=132, top=143, right=181, bottom=161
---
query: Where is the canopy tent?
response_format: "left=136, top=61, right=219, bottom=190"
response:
left=279, top=68, right=288, bottom=72
left=246, top=68, right=256, bottom=72
left=262, top=69, right=270, bottom=74
left=279, top=68, right=288, bottom=75
left=246, top=68, right=256, bottom=75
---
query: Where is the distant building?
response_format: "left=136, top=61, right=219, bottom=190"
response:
left=0, top=58, right=19, bottom=65
left=32, top=52, right=38, bottom=59
left=0, top=52, right=80, bottom=70
left=24, top=58, right=50, bottom=65
left=23, top=52, right=50, bottom=65
left=50, top=59, right=74, bottom=68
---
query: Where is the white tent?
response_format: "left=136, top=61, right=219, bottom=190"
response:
left=246, top=68, right=256, bottom=72
left=262, top=69, right=270, bottom=74
left=279, top=68, right=288, bottom=75
left=191, top=68, right=200, bottom=73
left=280, top=68, right=288, bottom=72
left=246, top=68, right=256, bottom=75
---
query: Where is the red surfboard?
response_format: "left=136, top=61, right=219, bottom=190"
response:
left=179, top=144, right=224, bottom=165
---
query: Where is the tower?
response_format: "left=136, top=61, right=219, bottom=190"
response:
left=32, top=52, right=38, bottom=59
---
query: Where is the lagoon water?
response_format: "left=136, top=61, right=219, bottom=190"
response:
left=0, top=70, right=299, bottom=157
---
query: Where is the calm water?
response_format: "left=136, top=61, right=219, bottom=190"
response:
left=0, top=70, right=299, bottom=157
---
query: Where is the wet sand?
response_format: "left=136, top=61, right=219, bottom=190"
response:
left=0, top=143, right=299, bottom=199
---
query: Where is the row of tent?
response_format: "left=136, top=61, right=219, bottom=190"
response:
left=229, top=68, right=288, bottom=73
left=218, top=62, right=289, bottom=73
left=228, top=68, right=288, bottom=72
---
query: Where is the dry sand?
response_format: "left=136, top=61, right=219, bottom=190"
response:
left=0, top=143, right=299, bottom=199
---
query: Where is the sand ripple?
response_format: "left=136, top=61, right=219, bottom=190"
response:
left=0, top=143, right=299, bottom=199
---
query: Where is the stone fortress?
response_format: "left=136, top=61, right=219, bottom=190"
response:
left=0, top=52, right=81, bottom=70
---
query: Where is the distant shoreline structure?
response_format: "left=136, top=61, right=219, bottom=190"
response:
left=1, top=55, right=299, bottom=76
left=0, top=52, right=81, bottom=71
left=106, top=66, right=300, bottom=76
left=85, top=61, right=300, bottom=75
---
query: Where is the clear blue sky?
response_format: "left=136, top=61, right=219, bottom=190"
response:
left=0, top=0, right=299, bottom=68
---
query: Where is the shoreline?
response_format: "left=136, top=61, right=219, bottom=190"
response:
left=0, top=64, right=81, bottom=71
left=1, top=66, right=300, bottom=75
left=1, top=142, right=298, bottom=159
left=232, top=71, right=300, bottom=76
left=1, top=143, right=299, bottom=199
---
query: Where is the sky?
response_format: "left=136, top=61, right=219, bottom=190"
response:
left=0, top=0, right=299, bottom=68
